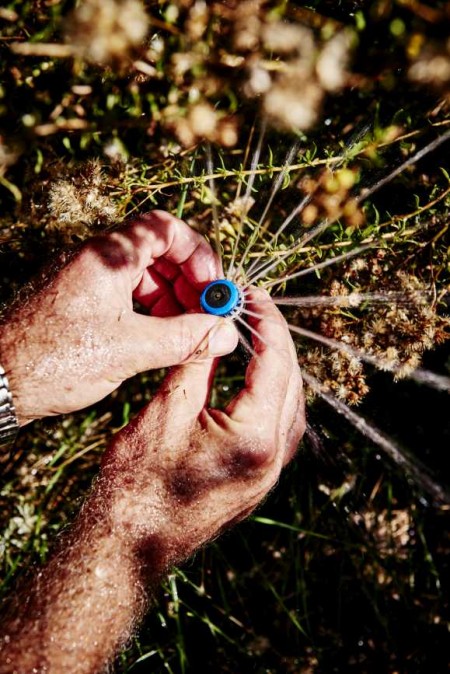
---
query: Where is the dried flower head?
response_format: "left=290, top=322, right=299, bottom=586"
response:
left=185, top=0, right=209, bottom=42
left=48, top=160, right=118, bottom=238
left=263, top=80, right=324, bottom=134
left=166, top=102, right=238, bottom=147
left=409, top=37, right=450, bottom=95
left=65, top=0, right=149, bottom=65
left=233, top=0, right=264, bottom=52
left=299, top=167, right=364, bottom=229
left=262, top=22, right=315, bottom=57
left=299, top=259, right=449, bottom=406
left=239, top=13, right=354, bottom=132
left=161, top=2, right=353, bottom=142
left=316, top=30, right=353, bottom=92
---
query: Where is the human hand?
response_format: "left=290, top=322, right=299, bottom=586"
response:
left=99, top=288, right=305, bottom=570
left=0, top=211, right=238, bottom=426
left=0, top=290, right=303, bottom=674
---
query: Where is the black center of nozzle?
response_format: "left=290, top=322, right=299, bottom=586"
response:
left=204, top=282, right=231, bottom=309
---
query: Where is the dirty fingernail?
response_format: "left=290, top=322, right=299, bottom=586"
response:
left=208, top=322, right=238, bottom=357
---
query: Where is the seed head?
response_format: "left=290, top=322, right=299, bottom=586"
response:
left=65, top=0, right=149, bottom=65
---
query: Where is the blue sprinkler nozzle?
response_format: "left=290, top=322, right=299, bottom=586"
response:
left=200, top=279, right=243, bottom=318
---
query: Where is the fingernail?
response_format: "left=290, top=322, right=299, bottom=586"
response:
left=208, top=322, right=238, bottom=357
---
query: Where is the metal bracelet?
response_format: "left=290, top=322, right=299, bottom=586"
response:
left=0, top=365, right=19, bottom=450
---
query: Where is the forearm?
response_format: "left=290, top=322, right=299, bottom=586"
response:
left=0, top=488, right=164, bottom=674
left=0, top=420, right=199, bottom=674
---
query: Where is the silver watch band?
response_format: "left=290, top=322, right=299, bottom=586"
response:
left=0, top=365, right=19, bottom=450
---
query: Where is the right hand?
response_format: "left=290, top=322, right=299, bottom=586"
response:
left=99, top=288, right=305, bottom=570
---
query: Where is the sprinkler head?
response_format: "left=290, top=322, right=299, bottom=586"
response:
left=200, top=279, right=243, bottom=318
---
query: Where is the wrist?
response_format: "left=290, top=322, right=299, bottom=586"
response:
left=86, top=474, right=174, bottom=580
left=94, top=472, right=200, bottom=583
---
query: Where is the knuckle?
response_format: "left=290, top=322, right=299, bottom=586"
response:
left=176, top=316, right=198, bottom=362
left=83, top=232, right=137, bottom=270
left=223, top=436, right=278, bottom=479
left=175, top=315, right=215, bottom=363
left=74, top=242, right=109, bottom=282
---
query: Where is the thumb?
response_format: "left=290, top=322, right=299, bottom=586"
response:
left=128, top=313, right=239, bottom=371
left=154, top=357, right=219, bottom=426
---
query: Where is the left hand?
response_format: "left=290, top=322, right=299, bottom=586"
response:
left=0, top=211, right=238, bottom=425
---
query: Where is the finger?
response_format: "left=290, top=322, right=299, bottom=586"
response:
left=136, top=263, right=203, bottom=312
left=283, top=386, right=306, bottom=465
left=279, top=364, right=305, bottom=465
left=133, top=267, right=183, bottom=316
left=274, top=313, right=305, bottom=464
left=151, top=295, right=184, bottom=318
left=151, top=257, right=179, bottom=281
left=126, top=313, right=239, bottom=370
left=103, top=211, right=221, bottom=288
left=173, top=275, right=202, bottom=311
left=226, top=288, right=292, bottom=430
